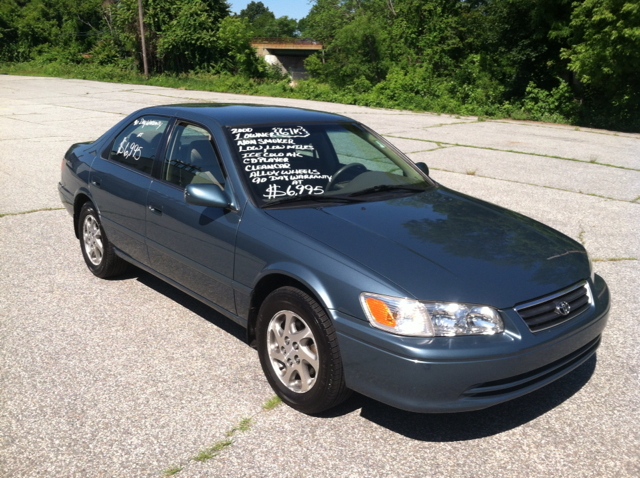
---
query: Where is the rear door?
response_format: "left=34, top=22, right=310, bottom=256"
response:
left=145, top=121, right=240, bottom=313
left=89, top=115, right=171, bottom=265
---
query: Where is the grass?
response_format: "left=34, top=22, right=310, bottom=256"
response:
left=3, top=60, right=638, bottom=131
left=162, top=465, right=183, bottom=476
left=159, top=398, right=281, bottom=474
left=578, top=230, right=586, bottom=245
left=466, top=169, right=477, bottom=175
left=592, top=257, right=637, bottom=262
left=0, top=207, right=64, bottom=218
left=226, top=417, right=252, bottom=437
left=262, top=395, right=282, bottom=411
left=0, top=61, right=294, bottom=99
left=191, top=439, right=233, bottom=462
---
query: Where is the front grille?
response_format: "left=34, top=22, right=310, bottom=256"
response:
left=515, top=281, right=592, bottom=332
left=464, top=336, right=600, bottom=398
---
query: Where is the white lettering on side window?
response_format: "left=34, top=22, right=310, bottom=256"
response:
left=116, top=138, right=143, bottom=161
left=133, top=118, right=164, bottom=130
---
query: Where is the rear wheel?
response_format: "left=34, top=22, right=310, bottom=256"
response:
left=78, top=202, right=127, bottom=278
left=257, top=286, right=351, bottom=414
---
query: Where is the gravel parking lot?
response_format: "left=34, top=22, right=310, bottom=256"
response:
left=1, top=76, right=639, bottom=477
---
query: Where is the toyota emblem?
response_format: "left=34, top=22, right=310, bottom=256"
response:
left=555, top=301, right=571, bottom=316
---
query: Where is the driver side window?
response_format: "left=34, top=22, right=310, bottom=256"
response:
left=162, top=123, right=225, bottom=190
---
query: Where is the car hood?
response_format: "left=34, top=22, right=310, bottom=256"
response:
left=264, top=187, right=589, bottom=309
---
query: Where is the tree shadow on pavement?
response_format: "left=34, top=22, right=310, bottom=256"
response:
left=322, top=355, right=596, bottom=441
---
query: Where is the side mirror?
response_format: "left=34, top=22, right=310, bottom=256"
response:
left=185, top=183, right=231, bottom=208
left=415, top=162, right=429, bottom=176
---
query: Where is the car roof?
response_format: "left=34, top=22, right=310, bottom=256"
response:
left=148, top=104, right=352, bottom=127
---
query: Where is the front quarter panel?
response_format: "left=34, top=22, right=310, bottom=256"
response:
left=234, top=205, right=406, bottom=321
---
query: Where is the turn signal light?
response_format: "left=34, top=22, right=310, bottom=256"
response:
left=365, top=297, right=396, bottom=327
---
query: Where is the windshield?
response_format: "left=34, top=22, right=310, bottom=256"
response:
left=227, top=122, right=433, bottom=207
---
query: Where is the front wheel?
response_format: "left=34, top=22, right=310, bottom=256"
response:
left=256, top=286, right=351, bottom=414
left=78, top=202, right=127, bottom=278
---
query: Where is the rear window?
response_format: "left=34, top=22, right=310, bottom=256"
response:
left=108, top=116, right=169, bottom=174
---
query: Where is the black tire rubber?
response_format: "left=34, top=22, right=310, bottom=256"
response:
left=78, top=202, right=128, bottom=278
left=256, top=286, right=351, bottom=414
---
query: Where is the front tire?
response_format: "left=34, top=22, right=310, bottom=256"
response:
left=256, top=286, right=350, bottom=414
left=78, top=202, right=127, bottom=278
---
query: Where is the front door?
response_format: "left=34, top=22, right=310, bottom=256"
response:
left=145, top=121, right=240, bottom=313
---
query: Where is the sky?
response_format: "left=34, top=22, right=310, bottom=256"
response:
left=228, top=1, right=313, bottom=21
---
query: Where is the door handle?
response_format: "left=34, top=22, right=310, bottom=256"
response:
left=90, top=177, right=101, bottom=187
left=148, top=205, right=163, bottom=215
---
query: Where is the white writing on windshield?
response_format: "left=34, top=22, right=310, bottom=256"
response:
left=230, top=126, right=331, bottom=201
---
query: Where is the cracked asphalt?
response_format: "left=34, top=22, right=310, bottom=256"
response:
left=1, top=76, right=639, bottom=477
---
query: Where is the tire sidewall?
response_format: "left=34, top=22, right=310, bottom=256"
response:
left=78, top=202, right=108, bottom=276
left=256, top=288, right=335, bottom=413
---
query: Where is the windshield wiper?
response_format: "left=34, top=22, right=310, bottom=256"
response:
left=261, top=194, right=365, bottom=208
left=348, top=184, right=426, bottom=197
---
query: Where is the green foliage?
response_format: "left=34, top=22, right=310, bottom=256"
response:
left=0, top=0, right=638, bottom=131
left=239, top=1, right=299, bottom=37
left=462, top=0, right=574, bottom=98
left=520, top=80, right=578, bottom=123
left=300, top=0, right=351, bottom=44
left=239, top=1, right=270, bottom=21
left=560, top=0, right=640, bottom=92
left=144, top=0, right=230, bottom=72
left=162, top=465, right=182, bottom=476
left=558, top=0, right=640, bottom=128
left=261, top=395, right=282, bottom=410
left=217, top=16, right=265, bottom=77
left=0, top=0, right=104, bottom=62
left=191, top=439, right=232, bottom=462
left=299, top=0, right=638, bottom=131
left=390, top=0, right=463, bottom=71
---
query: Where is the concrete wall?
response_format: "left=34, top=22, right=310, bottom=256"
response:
left=252, top=42, right=323, bottom=82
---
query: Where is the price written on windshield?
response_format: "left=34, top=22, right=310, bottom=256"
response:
left=231, top=126, right=331, bottom=200
left=263, top=184, right=324, bottom=200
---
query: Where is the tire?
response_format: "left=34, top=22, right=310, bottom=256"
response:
left=78, top=201, right=128, bottom=278
left=256, top=286, right=351, bottom=414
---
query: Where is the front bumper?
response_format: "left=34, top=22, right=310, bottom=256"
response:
left=332, top=275, right=610, bottom=413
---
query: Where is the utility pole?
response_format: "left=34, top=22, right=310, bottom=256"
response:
left=137, top=0, right=149, bottom=78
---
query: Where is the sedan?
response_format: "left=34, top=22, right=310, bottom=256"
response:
left=59, top=104, right=610, bottom=414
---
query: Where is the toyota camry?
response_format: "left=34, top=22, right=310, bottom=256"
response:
left=59, top=104, right=610, bottom=414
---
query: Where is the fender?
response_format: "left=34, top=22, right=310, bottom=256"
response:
left=253, top=261, right=337, bottom=311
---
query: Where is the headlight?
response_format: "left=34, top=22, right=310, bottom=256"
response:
left=587, top=251, right=595, bottom=282
left=360, top=292, right=504, bottom=337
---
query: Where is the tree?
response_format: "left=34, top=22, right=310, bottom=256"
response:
left=559, top=0, right=640, bottom=100
left=0, top=0, right=105, bottom=62
left=217, top=16, right=265, bottom=76
left=239, top=1, right=299, bottom=37
left=239, top=1, right=270, bottom=22
left=301, top=0, right=352, bottom=45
